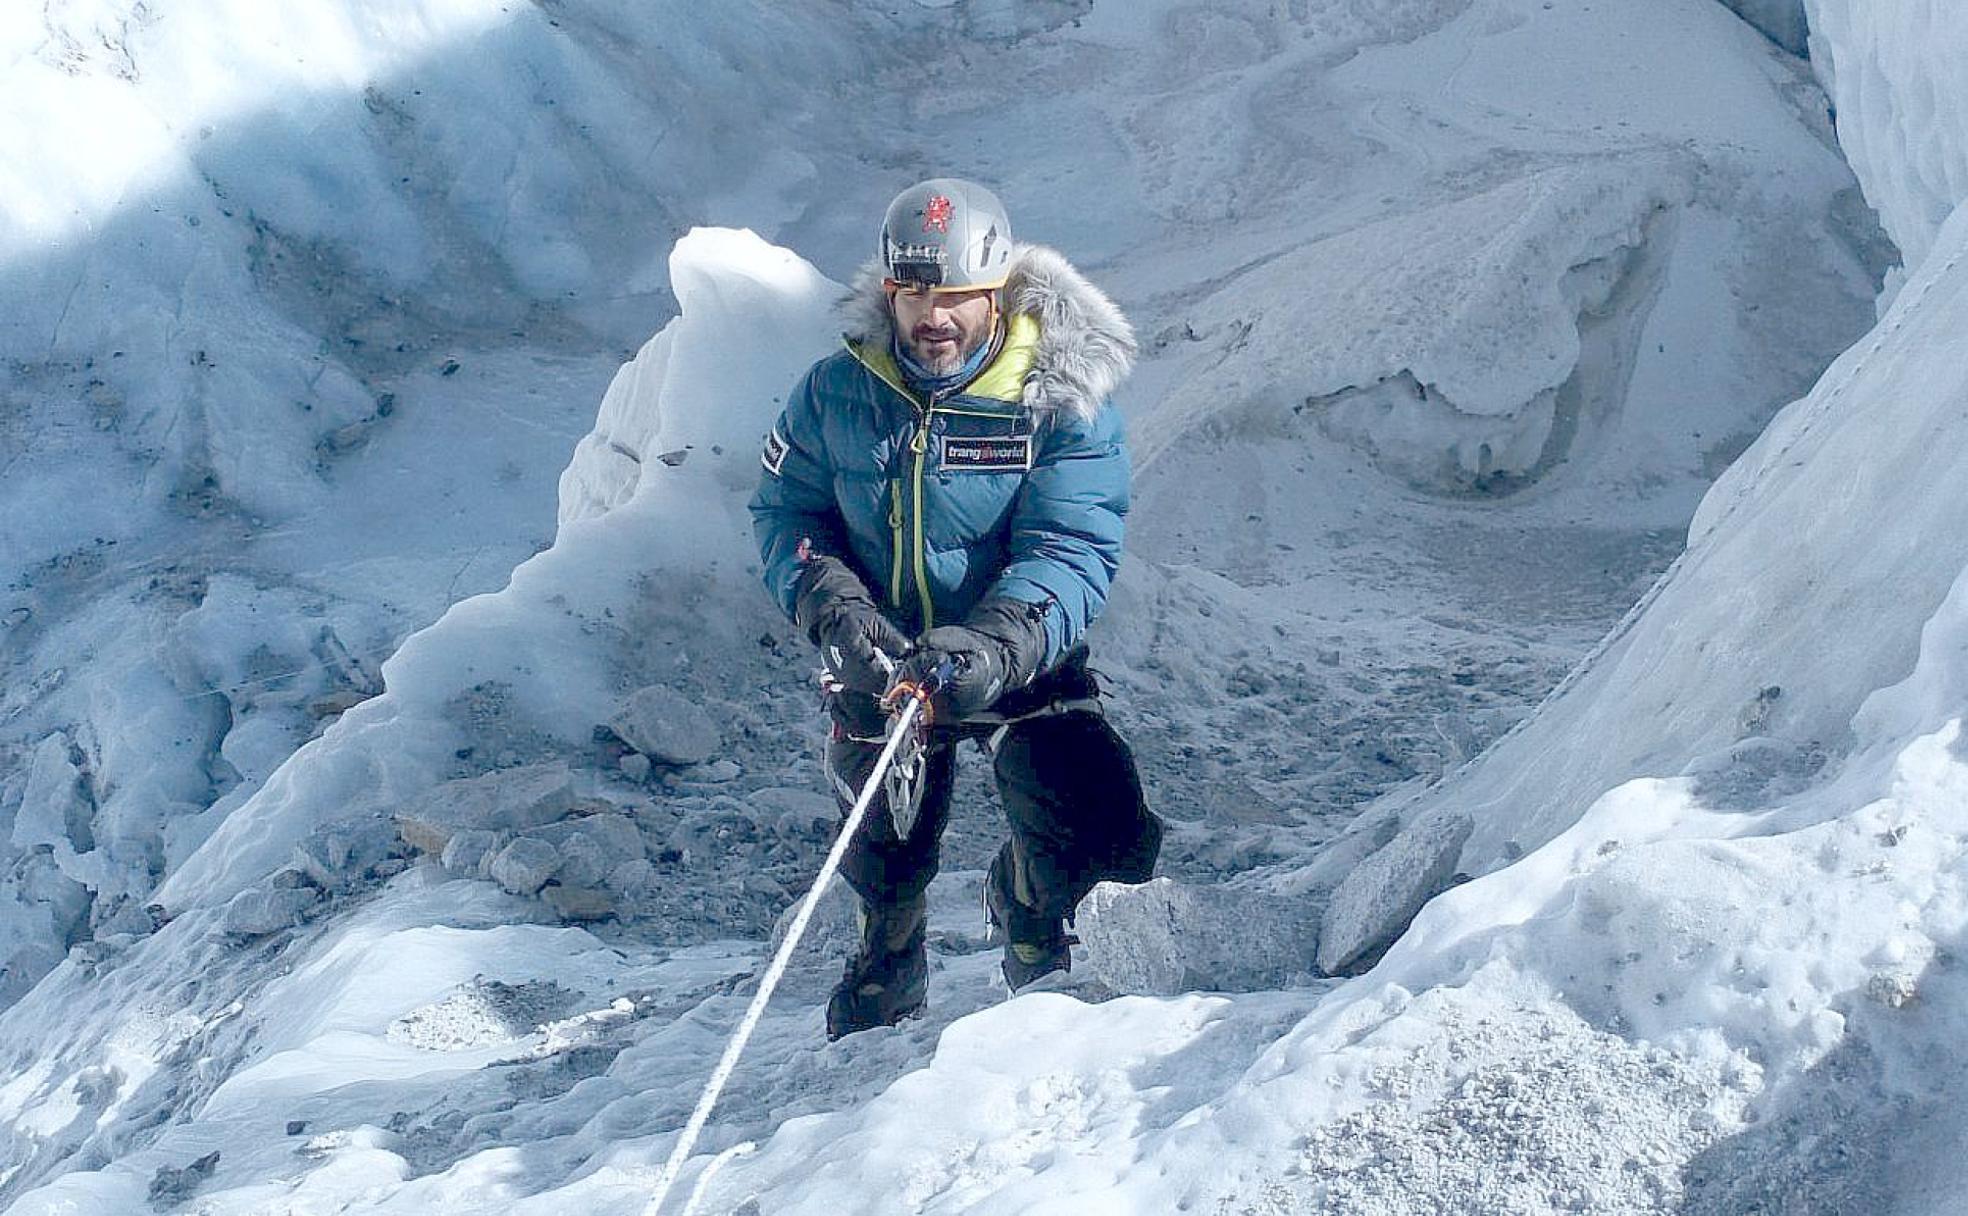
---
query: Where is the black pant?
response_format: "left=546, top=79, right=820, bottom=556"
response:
left=823, top=653, right=1162, bottom=921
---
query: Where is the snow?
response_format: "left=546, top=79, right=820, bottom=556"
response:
left=7, top=0, right=1968, bottom=1212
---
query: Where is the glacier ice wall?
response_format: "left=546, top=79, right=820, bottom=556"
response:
left=1805, top=0, right=1968, bottom=271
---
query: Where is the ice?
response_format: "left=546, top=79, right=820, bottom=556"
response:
left=9, top=734, right=90, bottom=857
left=1805, top=1, right=1968, bottom=274
left=557, top=227, right=843, bottom=527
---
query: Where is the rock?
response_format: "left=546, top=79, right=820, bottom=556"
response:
left=312, top=624, right=382, bottom=696
left=762, top=875, right=860, bottom=1001
left=292, top=819, right=395, bottom=891
left=322, top=420, right=369, bottom=454
left=388, top=978, right=577, bottom=1050
left=554, top=833, right=611, bottom=889
left=619, top=752, right=652, bottom=783
left=679, top=759, right=741, bottom=784
left=68, top=940, right=112, bottom=967
left=523, top=814, right=647, bottom=890
left=77, top=1069, right=125, bottom=1113
left=93, top=896, right=161, bottom=939
left=608, top=858, right=659, bottom=900
left=668, top=805, right=760, bottom=861
left=543, top=884, right=615, bottom=922
left=1270, top=807, right=1404, bottom=897
left=529, top=812, right=645, bottom=862
left=221, top=884, right=321, bottom=938
left=307, top=688, right=372, bottom=720
left=394, top=762, right=575, bottom=856
left=291, top=832, right=353, bottom=889
left=752, top=786, right=836, bottom=839
left=439, top=829, right=506, bottom=877
left=1078, top=878, right=1322, bottom=996
left=148, top=1150, right=221, bottom=1204
left=609, top=686, right=720, bottom=766
left=269, top=867, right=317, bottom=891
left=489, top=837, right=562, bottom=896
left=1867, top=969, right=1918, bottom=1009
left=1316, top=808, right=1473, bottom=975
left=742, top=872, right=789, bottom=903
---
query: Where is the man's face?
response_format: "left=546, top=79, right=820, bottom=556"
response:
left=888, top=284, right=997, bottom=376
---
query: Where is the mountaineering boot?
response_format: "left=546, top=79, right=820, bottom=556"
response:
left=984, top=851, right=1075, bottom=993
left=826, top=892, right=929, bottom=1039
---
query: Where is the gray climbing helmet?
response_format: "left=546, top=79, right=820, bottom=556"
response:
left=879, top=177, right=1015, bottom=291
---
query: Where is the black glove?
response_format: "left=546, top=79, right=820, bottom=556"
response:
left=899, top=598, right=1049, bottom=721
left=793, top=556, right=911, bottom=695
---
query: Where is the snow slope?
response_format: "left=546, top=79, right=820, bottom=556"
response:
left=0, top=0, right=1944, bottom=1212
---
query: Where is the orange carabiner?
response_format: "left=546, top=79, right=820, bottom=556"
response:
left=883, top=678, right=937, bottom=728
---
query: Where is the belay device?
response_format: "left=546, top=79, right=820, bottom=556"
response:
left=879, top=658, right=951, bottom=843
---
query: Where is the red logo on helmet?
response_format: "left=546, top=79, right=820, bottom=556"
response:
left=922, top=195, right=954, bottom=233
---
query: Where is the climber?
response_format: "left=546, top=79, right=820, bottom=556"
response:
left=750, top=177, right=1162, bottom=1038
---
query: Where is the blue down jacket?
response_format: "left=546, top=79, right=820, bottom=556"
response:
left=750, top=244, right=1137, bottom=669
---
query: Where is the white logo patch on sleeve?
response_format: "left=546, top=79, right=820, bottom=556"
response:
left=761, top=425, right=790, bottom=476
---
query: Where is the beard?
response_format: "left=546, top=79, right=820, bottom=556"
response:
left=903, top=324, right=981, bottom=375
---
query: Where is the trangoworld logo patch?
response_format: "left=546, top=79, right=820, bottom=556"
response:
left=760, top=424, right=789, bottom=476
left=940, top=434, right=1032, bottom=473
left=922, top=194, right=954, bottom=233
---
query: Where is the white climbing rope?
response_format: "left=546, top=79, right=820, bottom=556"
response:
left=679, top=1140, right=756, bottom=1216
left=642, top=693, right=928, bottom=1216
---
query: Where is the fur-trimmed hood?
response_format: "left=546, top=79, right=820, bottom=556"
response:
left=839, top=243, right=1136, bottom=424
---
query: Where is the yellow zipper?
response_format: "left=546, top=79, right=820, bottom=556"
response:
left=910, top=423, right=934, bottom=629
left=888, top=481, right=905, bottom=607
left=842, top=338, right=946, bottom=630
